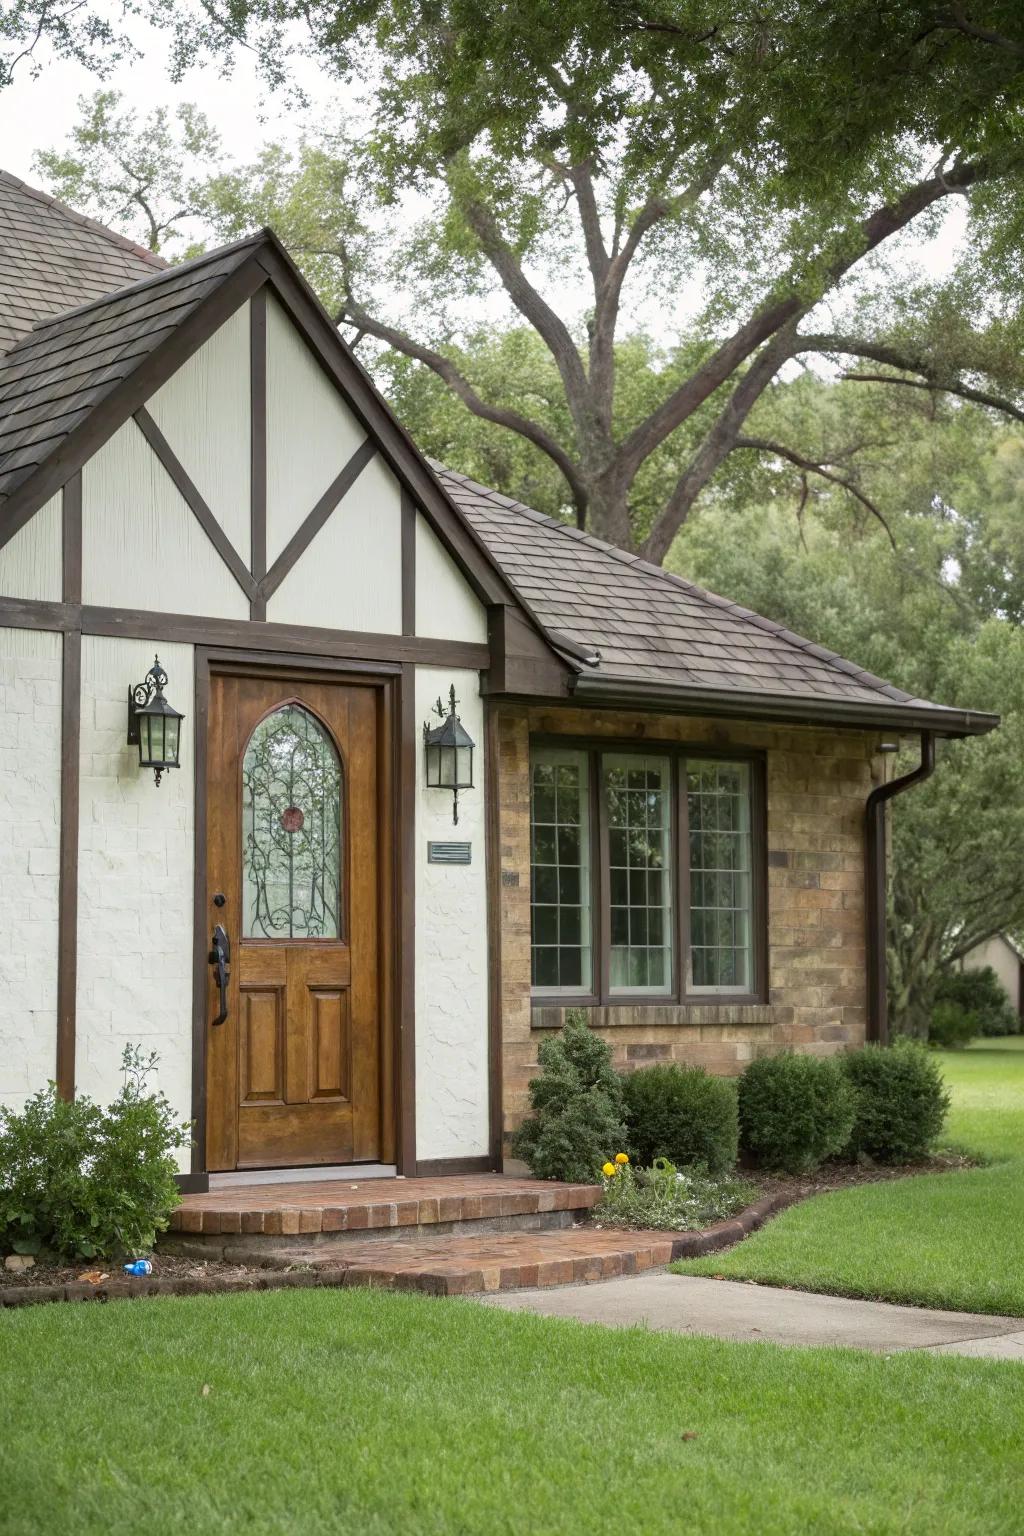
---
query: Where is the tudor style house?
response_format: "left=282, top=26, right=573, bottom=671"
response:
left=0, top=171, right=997, bottom=1190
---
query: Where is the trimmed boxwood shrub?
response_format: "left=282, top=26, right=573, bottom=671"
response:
left=934, top=966, right=1019, bottom=1039
left=841, top=1040, right=950, bottom=1163
left=738, top=1052, right=855, bottom=1173
left=622, top=1063, right=738, bottom=1175
left=511, top=1012, right=627, bottom=1183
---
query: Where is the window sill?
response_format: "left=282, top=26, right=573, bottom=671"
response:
left=531, top=1000, right=775, bottom=1029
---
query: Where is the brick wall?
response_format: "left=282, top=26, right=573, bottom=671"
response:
left=495, top=703, right=883, bottom=1151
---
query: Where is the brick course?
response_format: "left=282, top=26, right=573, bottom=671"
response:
left=496, top=704, right=883, bottom=1153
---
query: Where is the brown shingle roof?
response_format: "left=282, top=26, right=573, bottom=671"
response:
left=0, top=171, right=166, bottom=356
left=437, top=465, right=988, bottom=725
left=0, top=235, right=262, bottom=511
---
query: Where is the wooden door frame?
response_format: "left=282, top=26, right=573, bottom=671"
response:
left=189, top=646, right=413, bottom=1183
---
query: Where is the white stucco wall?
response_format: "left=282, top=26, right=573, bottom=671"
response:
left=76, top=636, right=195, bottom=1166
left=415, top=516, right=488, bottom=644
left=81, top=420, right=250, bottom=620
left=267, top=452, right=403, bottom=633
left=0, top=495, right=61, bottom=602
left=414, top=666, right=490, bottom=1161
left=146, top=301, right=252, bottom=568
left=0, top=628, right=62, bottom=1111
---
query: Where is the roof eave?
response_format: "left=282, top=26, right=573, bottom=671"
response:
left=566, top=671, right=1000, bottom=737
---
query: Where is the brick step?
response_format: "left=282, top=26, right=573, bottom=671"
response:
left=277, top=1226, right=697, bottom=1295
left=162, top=1175, right=602, bottom=1257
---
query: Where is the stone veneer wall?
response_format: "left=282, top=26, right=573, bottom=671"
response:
left=495, top=703, right=884, bottom=1151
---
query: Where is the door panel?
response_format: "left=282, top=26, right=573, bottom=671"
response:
left=205, top=671, right=384, bottom=1171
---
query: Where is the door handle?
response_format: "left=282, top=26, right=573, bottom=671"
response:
left=208, top=923, right=231, bottom=1026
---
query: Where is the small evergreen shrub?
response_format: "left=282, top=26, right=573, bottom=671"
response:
left=928, top=1001, right=979, bottom=1050
left=934, top=967, right=1019, bottom=1039
left=738, top=1052, right=855, bottom=1173
left=511, top=1011, right=627, bottom=1183
left=841, top=1040, right=950, bottom=1163
left=0, top=1046, right=191, bottom=1262
left=594, top=1156, right=750, bottom=1232
left=622, top=1063, right=738, bottom=1175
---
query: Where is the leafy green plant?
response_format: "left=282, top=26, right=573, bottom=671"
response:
left=841, top=1040, right=950, bottom=1164
left=738, top=1053, right=856, bottom=1173
left=928, top=1001, right=980, bottom=1050
left=622, top=1063, right=738, bottom=1175
left=934, top=967, right=1019, bottom=1039
left=511, top=1011, right=626, bottom=1183
left=0, top=1046, right=191, bottom=1262
left=594, top=1156, right=750, bottom=1232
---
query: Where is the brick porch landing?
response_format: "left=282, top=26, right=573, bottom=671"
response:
left=167, top=1174, right=601, bottom=1238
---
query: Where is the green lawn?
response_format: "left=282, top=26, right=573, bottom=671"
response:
left=2, top=1286, right=1023, bottom=1536
left=675, top=1037, right=1024, bottom=1314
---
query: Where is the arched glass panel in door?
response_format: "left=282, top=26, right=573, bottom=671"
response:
left=241, top=704, right=343, bottom=939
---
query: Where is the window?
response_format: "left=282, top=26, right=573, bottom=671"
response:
left=605, top=755, right=673, bottom=995
left=242, top=704, right=343, bottom=940
left=529, top=742, right=763, bottom=1002
left=530, top=748, right=592, bottom=991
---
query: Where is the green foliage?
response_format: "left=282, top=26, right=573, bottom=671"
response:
left=935, top=966, right=1020, bottom=1038
left=841, top=1041, right=950, bottom=1164
left=594, top=1157, right=749, bottom=1233
left=511, top=1012, right=626, bottom=1183
left=0, top=1046, right=191, bottom=1262
left=738, top=1053, right=856, bottom=1174
left=929, top=1002, right=981, bottom=1052
left=621, top=1063, right=738, bottom=1176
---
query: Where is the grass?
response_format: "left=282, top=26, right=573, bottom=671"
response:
left=674, top=1037, right=1024, bottom=1315
left=2, top=1285, right=1024, bottom=1535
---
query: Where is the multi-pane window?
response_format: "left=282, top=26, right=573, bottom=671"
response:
left=687, top=761, right=753, bottom=992
left=529, top=743, right=761, bottom=1001
left=530, top=749, right=592, bottom=992
left=605, top=755, right=673, bottom=995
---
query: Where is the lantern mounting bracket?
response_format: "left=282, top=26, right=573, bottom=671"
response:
left=126, top=657, right=169, bottom=746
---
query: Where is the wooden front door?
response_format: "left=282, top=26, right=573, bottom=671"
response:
left=205, top=671, right=385, bottom=1171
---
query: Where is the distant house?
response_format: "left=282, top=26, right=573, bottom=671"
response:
left=959, top=935, right=1024, bottom=1022
left=0, top=170, right=998, bottom=1189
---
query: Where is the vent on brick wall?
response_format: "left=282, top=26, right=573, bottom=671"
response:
left=427, top=841, right=472, bottom=865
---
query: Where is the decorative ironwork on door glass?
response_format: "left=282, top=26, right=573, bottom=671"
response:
left=242, top=705, right=343, bottom=939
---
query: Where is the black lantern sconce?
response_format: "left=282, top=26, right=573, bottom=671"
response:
left=423, top=684, right=475, bottom=825
left=127, top=655, right=184, bottom=787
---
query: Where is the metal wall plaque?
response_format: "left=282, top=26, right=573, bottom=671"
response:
left=427, top=841, right=472, bottom=865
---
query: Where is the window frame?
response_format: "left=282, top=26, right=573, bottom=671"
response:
left=529, top=735, right=768, bottom=1008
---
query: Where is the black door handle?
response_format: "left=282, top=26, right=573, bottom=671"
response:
left=208, top=924, right=231, bottom=1026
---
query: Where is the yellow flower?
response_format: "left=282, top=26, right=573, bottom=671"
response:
left=615, top=1152, right=630, bottom=1165
left=601, top=1162, right=616, bottom=1178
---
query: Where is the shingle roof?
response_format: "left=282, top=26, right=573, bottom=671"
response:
left=0, top=235, right=262, bottom=512
left=437, top=466, right=974, bottom=721
left=0, top=171, right=166, bottom=356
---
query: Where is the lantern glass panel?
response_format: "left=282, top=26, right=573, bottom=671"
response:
left=439, top=745, right=457, bottom=787
left=426, top=746, right=440, bottom=787
left=456, top=745, right=473, bottom=785
left=164, top=715, right=180, bottom=765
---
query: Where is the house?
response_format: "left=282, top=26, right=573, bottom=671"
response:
left=0, top=170, right=998, bottom=1189
left=958, top=934, right=1024, bottom=1023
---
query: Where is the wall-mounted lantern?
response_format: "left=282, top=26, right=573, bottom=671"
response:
left=127, top=655, right=184, bottom=787
left=423, top=684, right=475, bottom=825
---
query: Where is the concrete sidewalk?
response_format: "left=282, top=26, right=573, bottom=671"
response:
left=481, top=1272, right=1024, bottom=1359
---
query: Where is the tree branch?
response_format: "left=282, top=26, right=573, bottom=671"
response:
left=617, top=155, right=994, bottom=482
left=335, top=295, right=589, bottom=515
left=797, top=333, right=1024, bottom=424
left=731, top=436, right=897, bottom=547
left=939, top=5, right=1024, bottom=57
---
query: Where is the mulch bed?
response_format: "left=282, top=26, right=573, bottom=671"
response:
left=0, top=1154, right=976, bottom=1309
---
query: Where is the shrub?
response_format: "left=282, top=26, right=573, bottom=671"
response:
left=841, top=1040, right=950, bottom=1163
left=511, top=1011, right=627, bottom=1183
left=738, top=1052, right=855, bottom=1173
left=0, top=1046, right=191, bottom=1262
left=622, top=1063, right=738, bottom=1175
left=934, top=967, right=1019, bottom=1038
left=594, top=1156, right=750, bottom=1232
left=928, top=1001, right=979, bottom=1050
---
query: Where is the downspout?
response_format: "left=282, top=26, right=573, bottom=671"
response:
left=865, top=731, right=936, bottom=1044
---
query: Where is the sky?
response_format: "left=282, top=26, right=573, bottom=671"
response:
left=0, top=19, right=970, bottom=343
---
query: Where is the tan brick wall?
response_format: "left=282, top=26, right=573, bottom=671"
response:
left=496, top=703, right=884, bottom=1151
